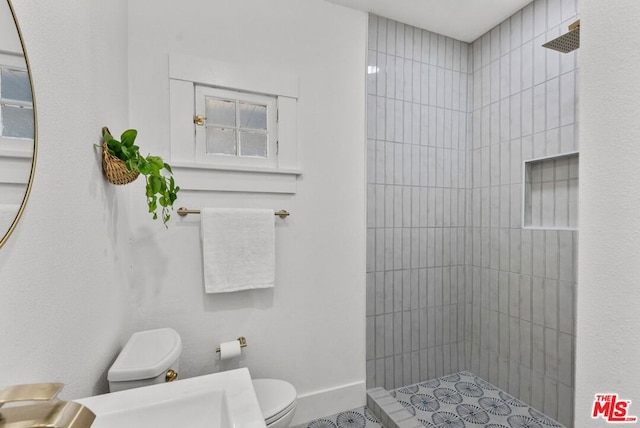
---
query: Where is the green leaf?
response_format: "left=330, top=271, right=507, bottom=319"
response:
left=148, top=197, right=157, bottom=213
left=148, top=156, right=164, bottom=169
left=149, top=175, right=162, bottom=194
left=125, top=159, right=137, bottom=171
left=121, top=129, right=138, bottom=146
left=163, top=163, right=173, bottom=174
left=138, top=160, right=152, bottom=175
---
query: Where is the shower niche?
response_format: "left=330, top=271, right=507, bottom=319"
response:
left=523, top=152, right=579, bottom=230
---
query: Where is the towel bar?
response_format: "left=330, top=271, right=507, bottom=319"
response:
left=177, top=207, right=290, bottom=219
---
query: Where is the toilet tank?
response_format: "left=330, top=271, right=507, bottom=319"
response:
left=107, top=328, right=182, bottom=393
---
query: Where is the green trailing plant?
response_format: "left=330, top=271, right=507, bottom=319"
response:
left=101, top=127, right=180, bottom=226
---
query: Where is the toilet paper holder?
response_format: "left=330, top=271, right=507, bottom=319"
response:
left=216, top=336, right=247, bottom=353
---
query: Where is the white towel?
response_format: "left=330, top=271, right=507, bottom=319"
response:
left=201, top=208, right=275, bottom=293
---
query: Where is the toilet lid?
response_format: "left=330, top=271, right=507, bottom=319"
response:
left=252, top=379, right=297, bottom=423
left=108, top=328, right=182, bottom=382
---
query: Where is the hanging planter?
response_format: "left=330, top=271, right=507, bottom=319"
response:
left=99, top=127, right=180, bottom=226
left=101, top=128, right=140, bottom=185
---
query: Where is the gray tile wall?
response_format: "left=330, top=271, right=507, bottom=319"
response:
left=466, top=1, right=579, bottom=425
left=366, top=0, right=579, bottom=426
left=366, top=14, right=471, bottom=390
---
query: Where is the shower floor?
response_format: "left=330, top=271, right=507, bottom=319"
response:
left=369, top=371, right=565, bottom=428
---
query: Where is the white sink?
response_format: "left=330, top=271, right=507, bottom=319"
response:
left=76, top=368, right=266, bottom=428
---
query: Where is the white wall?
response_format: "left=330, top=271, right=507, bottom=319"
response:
left=126, top=0, right=367, bottom=423
left=0, top=0, right=133, bottom=399
left=575, top=0, right=640, bottom=426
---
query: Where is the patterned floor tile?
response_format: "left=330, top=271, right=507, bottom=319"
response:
left=391, top=371, right=565, bottom=428
left=306, top=406, right=382, bottom=428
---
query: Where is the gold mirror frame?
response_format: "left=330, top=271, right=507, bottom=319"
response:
left=0, top=0, right=37, bottom=250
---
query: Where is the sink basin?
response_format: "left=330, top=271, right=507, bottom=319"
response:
left=76, top=368, right=265, bottom=428
left=83, top=389, right=228, bottom=428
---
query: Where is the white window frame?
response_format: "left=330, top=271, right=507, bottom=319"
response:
left=168, top=54, right=301, bottom=193
left=0, top=52, right=33, bottom=153
left=194, top=85, right=277, bottom=168
left=0, top=53, right=33, bottom=200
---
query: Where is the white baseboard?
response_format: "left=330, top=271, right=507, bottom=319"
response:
left=290, top=381, right=367, bottom=427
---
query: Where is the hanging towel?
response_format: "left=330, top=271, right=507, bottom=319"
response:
left=201, top=208, right=275, bottom=293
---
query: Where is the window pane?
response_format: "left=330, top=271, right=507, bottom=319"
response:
left=239, top=102, right=267, bottom=130
left=206, top=97, right=235, bottom=127
left=239, top=131, right=267, bottom=158
left=2, top=105, right=34, bottom=139
left=206, top=127, right=236, bottom=155
left=1, top=69, right=32, bottom=103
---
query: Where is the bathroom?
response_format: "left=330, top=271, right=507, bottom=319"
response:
left=0, top=0, right=637, bottom=427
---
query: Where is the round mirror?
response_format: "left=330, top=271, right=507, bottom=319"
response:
left=0, top=0, right=36, bottom=249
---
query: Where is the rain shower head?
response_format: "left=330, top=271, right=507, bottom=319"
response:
left=543, top=20, right=580, bottom=53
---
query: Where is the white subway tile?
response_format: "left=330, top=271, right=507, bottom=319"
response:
left=533, top=84, right=546, bottom=134
left=560, top=70, right=575, bottom=126
left=510, top=93, right=522, bottom=139
left=558, top=331, right=573, bottom=386
left=413, top=27, right=422, bottom=60
left=446, top=37, right=454, bottom=69
left=544, top=376, right=559, bottom=419
left=421, top=31, right=431, bottom=63
left=386, top=19, right=396, bottom=56
left=453, top=39, right=461, bottom=71
left=546, top=77, right=560, bottom=130
left=491, top=59, right=500, bottom=103
left=430, top=32, right=439, bottom=66
left=501, top=19, right=511, bottom=55
left=534, top=0, right=548, bottom=37
left=558, top=281, right=575, bottom=334
left=377, top=17, right=387, bottom=53
left=500, top=54, right=511, bottom=100
left=520, top=319, right=532, bottom=366
left=510, top=46, right=522, bottom=96
left=547, top=0, right=562, bottom=29
left=511, top=10, right=523, bottom=48
left=546, top=28, right=561, bottom=79
left=533, top=35, right=547, bottom=86
left=558, top=381, right=574, bottom=426
left=438, top=34, right=447, bottom=68
left=531, top=324, right=545, bottom=373
left=522, top=4, right=534, bottom=43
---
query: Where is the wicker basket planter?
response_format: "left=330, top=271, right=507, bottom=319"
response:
left=101, top=129, right=140, bottom=185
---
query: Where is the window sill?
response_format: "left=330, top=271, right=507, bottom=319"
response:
left=171, top=162, right=302, bottom=194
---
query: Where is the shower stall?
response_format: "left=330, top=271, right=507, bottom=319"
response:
left=365, top=0, right=579, bottom=426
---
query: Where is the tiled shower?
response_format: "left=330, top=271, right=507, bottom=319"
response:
left=365, top=0, right=579, bottom=426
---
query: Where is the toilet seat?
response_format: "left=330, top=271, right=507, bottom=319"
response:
left=252, top=379, right=297, bottom=425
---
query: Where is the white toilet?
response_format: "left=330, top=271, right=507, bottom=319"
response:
left=107, top=328, right=297, bottom=428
